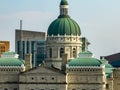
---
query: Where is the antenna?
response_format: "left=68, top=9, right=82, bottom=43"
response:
left=20, top=20, right=22, bottom=30
left=20, top=20, right=23, bottom=59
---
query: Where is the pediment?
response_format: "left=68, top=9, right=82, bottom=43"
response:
left=21, top=65, right=65, bottom=75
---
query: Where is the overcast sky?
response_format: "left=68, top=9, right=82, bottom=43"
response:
left=0, top=0, right=120, bottom=58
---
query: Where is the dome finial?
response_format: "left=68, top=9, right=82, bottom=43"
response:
left=60, top=0, right=68, bottom=5
left=59, top=0, right=69, bottom=17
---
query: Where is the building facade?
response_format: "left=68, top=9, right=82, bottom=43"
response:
left=66, top=51, right=106, bottom=90
left=0, top=50, right=119, bottom=90
left=0, top=0, right=120, bottom=90
left=0, top=41, right=10, bottom=57
left=15, top=30, right=46, bottom=67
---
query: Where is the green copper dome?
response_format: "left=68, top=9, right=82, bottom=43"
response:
left=60, top=0, right=68, bottom=5
left=47, top=17, right=81, bottom=36
left=68, top=58, right=102, bottom=66
left=47, top=0, right=81, bottom=36
left=0, top=58, right=25, bottom=66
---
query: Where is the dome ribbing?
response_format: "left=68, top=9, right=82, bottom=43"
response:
left=47, top=17, right=81, bottom=36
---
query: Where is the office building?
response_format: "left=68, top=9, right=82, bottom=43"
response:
left=15, top=30, right=46, bottom=67
left=0, top=41, right=10, bottom=57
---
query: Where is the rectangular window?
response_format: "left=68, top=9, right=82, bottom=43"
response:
left=4, top=88, right=8, bottom=90
left=27, top=41, right=30, bottom=53
left=23, top=41, right=25, bottom=59
left=72, top=89, right=76, bottom=90
left=17, top=41, right=20, bottom=54
left=106, top=84, right=109, bottom=89
left=14, top=88, right=17, bottom=90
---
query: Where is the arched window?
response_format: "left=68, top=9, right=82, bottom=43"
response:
left=50, top=48, right=52, bottom=58
left=73, top=48, right=76, bottom=58
left=60, top=48, right=64, bottom=57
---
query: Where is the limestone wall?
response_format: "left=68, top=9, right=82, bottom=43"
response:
left=66, top=67, right=106, bottom=90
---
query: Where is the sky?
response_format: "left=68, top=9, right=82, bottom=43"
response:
left=0, top=0, right=120, bottom=58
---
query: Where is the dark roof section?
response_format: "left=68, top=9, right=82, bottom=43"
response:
left=101, top=53, right=120, bottom=63
left=111, top=60, right=120, bottom=67
left=100, top=52, right=120, bottom=67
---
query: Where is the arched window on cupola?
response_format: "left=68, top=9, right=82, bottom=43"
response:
left=50, top=48, right=52, bottom=58
left=60, top=48, right=64, bottom=57
left=73, top=48, right=76, bottom=58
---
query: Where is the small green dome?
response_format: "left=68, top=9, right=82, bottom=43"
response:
left=60, top=0, right=68, bottom=5
left=105, top=63, right=113, bottom=68
left=100, top=58, right=108, bottom=64
left=80, top=51, right=93, bottom=54
left=0, top=58, right=25, bottom=66
left=100, top=58, right=114, bottom=78
left=47, top=17, right=81, bottom=36
left=105, top=64, right=114, bottom=78
left=68, top=58, right=102, bottom=66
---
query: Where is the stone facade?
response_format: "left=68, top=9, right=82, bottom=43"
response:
left=0, top=0, right=120, bottom=90
left=0, top=52, right=120, bottom=90
left=113, top=68, right=120, bottom=90
left=0, top=67, right=23, bottom=90
left=46, top=35, right=82, bottom=69
left=19, top=64, right=66, bottom=90
left=66, top=66, right=106, bottom=90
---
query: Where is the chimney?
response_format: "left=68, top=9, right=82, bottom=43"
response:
left=61, top=53, right=68, bottom=72
left=25, top=54, right=32, bottom=70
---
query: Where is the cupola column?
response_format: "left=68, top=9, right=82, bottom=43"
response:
left=60, top=0, right=69, bottom=15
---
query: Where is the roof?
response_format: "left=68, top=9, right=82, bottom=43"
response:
left=60, top=0, right=68, bottom=5
left=0, top=58, right=25, bottom=66
left=111, top=60, right=120, bottom=67
left=68, top=58, right=102, bottom=66
left=47, top=17, right=81, bottom=36
left=102, top=52, right=120, bottom=63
